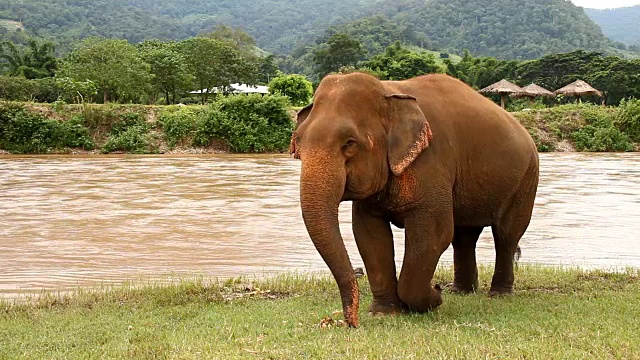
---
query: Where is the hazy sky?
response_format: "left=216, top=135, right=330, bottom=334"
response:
left=571, top=0, right=640, bottom=9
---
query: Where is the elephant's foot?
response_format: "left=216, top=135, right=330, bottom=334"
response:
left=400, top=285, right=443, bottom=313
left=368, top=300, right=406, bottom=316
left=449, top=281, right=478, bottom=294
left=488, top=286, right=513, bottom=297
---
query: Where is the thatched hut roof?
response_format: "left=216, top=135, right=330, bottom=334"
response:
left=479, top=79, right=523, bottom=95
left=513, top=83, right=554, bottom=98
left=554, top=80, right=603, bottom=97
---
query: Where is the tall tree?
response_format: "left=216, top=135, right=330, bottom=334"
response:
left=268, top=74, right=313, bottom=106
left=362, top=42, right=442, bottom=80
left=177, top=37, right=258, bottom=103
left=0, top=39, right=57, bottom=79
left=259, top=54, right=279, bottom=84
left=138, top=40, right=193, bottom=104
left=313, top=33, right=365, bottom=79
left=201, top=25, right=257, bottom=57
left=59, top=38, right=152, bottom=103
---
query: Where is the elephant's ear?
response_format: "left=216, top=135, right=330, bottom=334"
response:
left=296, top=103, right=313, bottom=126
left=289, top=103, right=313, bottom=158
left=386, top=94, right=433, bottom=176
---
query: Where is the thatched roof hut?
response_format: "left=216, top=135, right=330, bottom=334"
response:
left=513, top=83, right=554, bottom=99
left=554, top=80, right=603, bottom=99
left=479, top=79, right=523, bottom=108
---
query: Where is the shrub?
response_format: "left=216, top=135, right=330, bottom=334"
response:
left=0, top=76, right=39, bottom=101
left=211, top=95, right=294, bottom=152
left=102, top=125, right=152, bottom=153
left=158, top=107, right=199, bottom=148
left=615, top=98, right=640, bottom=142
left=0, top=103, right=94, bottom=153
left=573, top=125, right=634, bottom=152
left=110, top=111, right=148, bottom=135
left=267, top=74, right=314, bottom=106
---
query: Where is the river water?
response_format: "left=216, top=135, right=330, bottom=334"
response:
left=1, top=153, right=639, bottom=297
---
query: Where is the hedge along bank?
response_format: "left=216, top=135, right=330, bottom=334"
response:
left=0, top=95, right=295, bottom=154
left=1, top=99, right=639, bottom=154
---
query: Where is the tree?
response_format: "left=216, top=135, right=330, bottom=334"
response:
left=259, top=54, right=280, bottom=84
left=177, top=37, right=258, bottom=104
left=201, top=25, right=257, bottom=56
left=362, top=42, right=442, bottom=80
left=313, top=33, right=365, bottom=79
left=59, top=38, right=152, bottom=103
left=268, top=74, right=313, bottom=106
left=138, top=40, right=193, bottom=104
left=0, top=39, right=57, bottom=79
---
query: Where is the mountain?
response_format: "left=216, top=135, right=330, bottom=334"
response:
left=0, top=0, right=623, bottom=59
left=390, top=0, right=613, bottom=59
left=585, top=6, right=640, bottom=46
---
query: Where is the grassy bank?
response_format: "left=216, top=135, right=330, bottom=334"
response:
left=1, top=100, right=639, bottom=154
left=0, top=96, right=295, bottom=155
left=1, top=266, right=639, bottom=359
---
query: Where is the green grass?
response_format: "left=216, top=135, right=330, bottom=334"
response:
left=1, top=266, right=639, bottom=359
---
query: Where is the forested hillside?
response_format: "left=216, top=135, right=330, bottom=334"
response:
left=0, top=0, right=629, bottom=59
left=585, top=6, right=640, bottom=46
left=392, top=0, right=612, bottom=59
left=0, top=0, right=371, bottom=53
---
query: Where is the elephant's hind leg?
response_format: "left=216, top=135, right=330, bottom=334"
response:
left=490, top=191, right=536, bottom=296
left=452, top=226, right=484, bottom=293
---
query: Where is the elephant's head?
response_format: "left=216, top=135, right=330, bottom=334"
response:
left=290, top=72, right=432, bottom=327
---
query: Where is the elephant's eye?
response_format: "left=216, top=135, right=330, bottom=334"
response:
left=342, top=138, right=359, bottom=158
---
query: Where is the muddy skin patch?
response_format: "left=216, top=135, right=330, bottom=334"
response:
left=390, top=123, right=433, bottom=176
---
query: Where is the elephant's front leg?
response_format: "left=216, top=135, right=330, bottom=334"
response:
left=398, top=206, right=454, bottom=312
left=352, top=202, right=405, bottom=315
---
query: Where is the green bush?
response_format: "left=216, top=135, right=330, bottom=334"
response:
left=110, top=111, right=148, bottom=135
left=0, top=103, right=94, bottom=153
left=102, top=125, right=152, bottom=153
left=193, top=95, right=294, bottom=152
left=0, top=77, right=39, bottom=101
left=267, top=74, right=313, bottom=106
left=615, top=98, right=640, bottom=142
left=573, top=125, right=634, bottom=152
left=570, top=104, right=634, bottom=152
left=158, top=107, right=199, bottom=148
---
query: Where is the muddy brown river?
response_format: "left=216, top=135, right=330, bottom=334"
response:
left=1, top=153, right=639, bottom=297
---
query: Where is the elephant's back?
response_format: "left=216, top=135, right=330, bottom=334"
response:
left=385, top=74, right=536, bottom=156
left=386, top=74, right=539, bottom=225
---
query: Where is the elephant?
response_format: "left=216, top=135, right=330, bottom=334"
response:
left=290, top=72, right=539, bottom=328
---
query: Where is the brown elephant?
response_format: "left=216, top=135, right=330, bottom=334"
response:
left=290, top=72, right=539, bottom=327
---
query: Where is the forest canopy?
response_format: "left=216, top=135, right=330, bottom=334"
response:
left=0, top=0, right=636, bottom=59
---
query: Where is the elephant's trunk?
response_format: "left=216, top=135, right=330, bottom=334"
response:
left=300, top=155, right=359, bottom=327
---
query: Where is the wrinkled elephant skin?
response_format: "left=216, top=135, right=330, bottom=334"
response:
left=290, top=73, right=539, bottom=327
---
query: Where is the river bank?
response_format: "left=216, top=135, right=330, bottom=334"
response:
left=1, top=266, right=638, bottom=359
left=1, top=100, right=639, bottom=154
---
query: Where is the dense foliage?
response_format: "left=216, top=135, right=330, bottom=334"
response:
left=514, top=51, right=640, bottom=105
left=585, top=6, right=640, bottom=47
left=397, top=0, right=612, bottom=60
left=0, top=0, right=372, bottom=54
left=0, top=0, right=632, bottom=60
left=0, top=94, right=294, bottom=154
left=363, top=42, right=443, bottom=80
left=160, top=95, right=296, bottom=153
left=267, top=74, right=313, bottom=107
left=513, top=104, right=636, bottom=152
